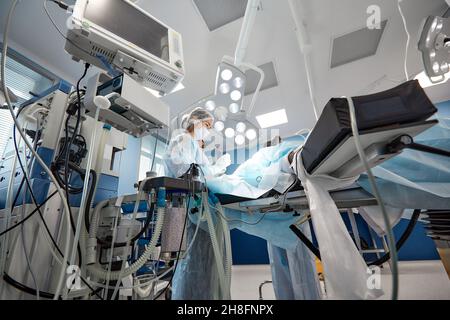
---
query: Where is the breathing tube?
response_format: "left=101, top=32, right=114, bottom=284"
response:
left=202, top=192, right=232, bottom=300
left=83, top=188, right=166, bottom=281
left=217, top=202, right=232, bottom=294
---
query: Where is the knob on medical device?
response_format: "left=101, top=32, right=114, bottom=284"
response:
left=93, top=95, right=112, bottom=110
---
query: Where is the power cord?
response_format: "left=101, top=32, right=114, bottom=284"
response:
left=346, top=96, right=399, bottom=300
left=43, top=0, right=92, bottom=57
left=397, top=0, right=411, bottom=81
left=10, top=121, right=103, bottom=300
left=50, top=0, right=69, bottom=11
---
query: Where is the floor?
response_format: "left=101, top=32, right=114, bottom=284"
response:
left=231, top=260, right=450, bottom=300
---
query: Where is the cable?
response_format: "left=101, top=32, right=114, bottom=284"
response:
left=346, top=96, right=398, bottom=300
left=0, top=182, right=102, bottom=300
left=397, top=0, right=410, bottom=81
left=3, top=273, right=54, bottom=299
left=87, top=198, right=204, bottom=292
left=444, top=6, right=450, bottom=18
left=369, top=209, right=421, bottom=266
left=20, top=222, right=40, bottom=300
left=12, top=117, right=85, bottom=270
left=150, top=129, right=159, bottom=173
left=43, top=0, right=92, bottom=57
left=289, top=224, right=321, bottom=260
left=2, top=1, right=89, bottom=299
left=84, top=170, right=98, bottom=232
left=50, top=0, right=69, bottom=11
left=19, top=123, right=40, bottom=300
left=0, top=192, right=58, bottom=237
left=96, top=203, right=155, bottom=248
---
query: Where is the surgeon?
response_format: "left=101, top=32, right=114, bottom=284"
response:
left=164, top=107, right=231, bottom=179
left=164, top=108, right=321, bottom=300
left=164, top=107, right=231, bottom=300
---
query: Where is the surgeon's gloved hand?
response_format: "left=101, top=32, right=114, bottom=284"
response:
left=213, top=153, right=232, bottom=176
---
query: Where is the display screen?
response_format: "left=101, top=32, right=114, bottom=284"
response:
left=84, top=0, right=170, bottom=63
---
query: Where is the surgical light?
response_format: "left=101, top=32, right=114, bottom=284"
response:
left=418, top=15, right=450, bottom=79
left=433, top=62, right=440, bottom=73
left=215, top=62, right=247, bottom=117
left=205, top=100, right=216, bottom=111
left=246, top=129, right=257, bottom=141
left=225, top=127, right=235, bottom=138
left=214, top=106, right=229, bottom=122
left=219, top=83, right=231, bottom=95
left=230, top=90, right=242, bottom=101
left=229, top=103, right=240, bottom=114
left=235, top=134, right=245, bottom=145
left=415, top=70, right=450, bottom=88
left=214, top=121, right=225, bottom=132
left=233, top=77, right=245, bottom=89
left=236, top=122, right=246, bottom=133
left=221, top=69, right=233, bottom=81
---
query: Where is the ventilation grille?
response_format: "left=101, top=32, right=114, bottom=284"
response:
left=331, top=20, right=387, bottom=68
left=90, top=45, right=115, bottom=63
left=146, top=70, right=168, bottom=88
left=333, top=98, right=351, bottom=127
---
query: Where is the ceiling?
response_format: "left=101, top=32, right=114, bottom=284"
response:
left=1, top=0, right=449, bottom=138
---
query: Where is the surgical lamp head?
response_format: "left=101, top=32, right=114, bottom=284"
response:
left=418, top=15, right=450, bottom=80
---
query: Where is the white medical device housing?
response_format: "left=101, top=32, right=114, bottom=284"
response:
left=65, top=0, right=185, bottom=95
left=85, top=73, right=170, bottom=137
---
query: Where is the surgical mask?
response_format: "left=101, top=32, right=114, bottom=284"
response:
left=194, top=126, right=210, bottom=141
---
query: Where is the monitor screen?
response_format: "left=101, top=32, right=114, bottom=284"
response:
left=84, top=0, right=170, bottom=63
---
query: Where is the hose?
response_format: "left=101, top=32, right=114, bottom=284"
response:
left=202, top=192, right=229, bottom=300
left=134, top=196, right=206, bottom=297
left=82, top=208, right=165, bottom=281
left=217, top=203, right=232, bottom=292
left=347, top=96, right=398, bottom=300
left=65, top=102, right=102, bottom=299
left=83, top=188, right=166, bottom=281
left=1, top=0, right=73, bottom=300
left=109, top=180, right=158, bottom=299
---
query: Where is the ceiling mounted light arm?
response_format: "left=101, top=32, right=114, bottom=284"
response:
left=288, top=0, right=319, bottom=121
left=234, top=0, right=260, bottom=66
left=239, top=61, right=264, bottom=116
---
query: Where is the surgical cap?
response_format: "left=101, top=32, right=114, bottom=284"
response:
left=181, top=107, right=214, bottom=130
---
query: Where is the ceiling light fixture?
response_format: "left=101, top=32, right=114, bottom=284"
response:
left=214, top=121, right=225, bottom=132
left=225, top=127, right=235, bottom=138
left=205, top=100, right=216, bottom=111
left=256, top=109, right=288, bottom=129
left=235, top=134, right=245, bottom=145
left=245, top=128, right=257, bottom=141
left=236, top=122, right=246, bottom=133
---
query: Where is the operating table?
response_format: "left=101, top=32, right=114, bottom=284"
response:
left=217, top=80, right=450, bottom=273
